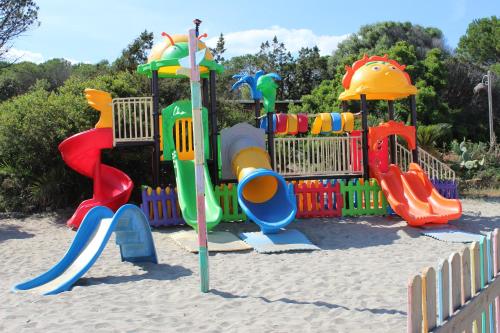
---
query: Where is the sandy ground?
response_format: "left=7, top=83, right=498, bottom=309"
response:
left=1, top=198, right=499, bottom=333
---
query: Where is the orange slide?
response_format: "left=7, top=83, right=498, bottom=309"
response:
left=371, top=163, right=462, bottom=226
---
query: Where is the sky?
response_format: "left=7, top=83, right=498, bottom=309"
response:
left=4, top=0, right=499, bottom=64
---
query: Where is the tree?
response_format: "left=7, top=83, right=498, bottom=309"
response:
left=40, top=58, right=72, bottom=90
left=457, top=16, right=499, bottom=67
left=257, top=36, right=294, bottom=99
left=113, top=30, right=154, bottom=72
left=0, top=0, right=39, bottom=60
left=211, top=33, right=226, bottom=63
left=291, top=46, right=328, bottom=98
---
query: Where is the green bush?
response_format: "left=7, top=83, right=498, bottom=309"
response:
left=0, top=72, right=151, bottom=212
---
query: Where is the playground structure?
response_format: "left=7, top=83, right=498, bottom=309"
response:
left=14, top=21, right=465, bottom=295
left=55, top=29, right=463, bottom=237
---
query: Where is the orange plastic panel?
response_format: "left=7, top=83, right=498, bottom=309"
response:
left=174, top=118, right=194, bottom=160
left=368, top=121, right=415, bottom=151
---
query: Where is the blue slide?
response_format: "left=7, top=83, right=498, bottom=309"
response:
left=13, top=205, right=157, bottom=295
left=237, top=169, right=297, bottom=234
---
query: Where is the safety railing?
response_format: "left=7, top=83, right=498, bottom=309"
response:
left=111, top=97, right=154, bottom=146
left=273, top=136, right=363, bottom=177
left=396, top=143, right=456, bottom=181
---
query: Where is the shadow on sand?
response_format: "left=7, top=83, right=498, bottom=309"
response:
left=211, top=289, right=406, bottom=316
left=0, top=224, right=34, bottom=243
left=76, top=263, right=192, bottom=287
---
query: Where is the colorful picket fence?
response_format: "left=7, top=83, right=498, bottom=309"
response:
left=339, top=178, right=388, bottom=216
left=408, top=229, right=500, bottom=333
left=293, top=180, right=343, bottom=218
left=140, top=186, right=184, bottom=227
left=214, top=183, right=246, bottom=222
left=432, top=179, right=459, bottom=199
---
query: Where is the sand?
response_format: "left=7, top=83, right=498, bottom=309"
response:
left=1, top=198, right=499, bottom=333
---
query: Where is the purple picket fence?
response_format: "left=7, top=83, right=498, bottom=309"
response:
left=431, top=179, right=459, bottom=199
left=140, top=186, right=185, bottom=227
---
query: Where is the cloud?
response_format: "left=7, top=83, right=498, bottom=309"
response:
left=3, top=48, right=44, bottom=63
left=206, top=26, right=349, bottom=57
left=2, top=48, right=90, bottom=64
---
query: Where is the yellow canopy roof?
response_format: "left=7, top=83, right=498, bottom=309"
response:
left=338, top=55, right=417, bottom=101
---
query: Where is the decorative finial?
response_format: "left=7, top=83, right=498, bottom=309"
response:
left=193, top=19, right=202, bottom=37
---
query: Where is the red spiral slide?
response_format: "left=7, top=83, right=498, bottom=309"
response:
left=59, top=128, right=133, bottom=229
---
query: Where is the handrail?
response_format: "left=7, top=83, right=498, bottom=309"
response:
left=396, top=143, right=456, bottom=181
left=111, top=97, right=154, bottom=146
left=273, top=136, right=363, bottom=177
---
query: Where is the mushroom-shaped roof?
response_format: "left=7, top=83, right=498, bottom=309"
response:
left=338, top=55, right=417, bottom=101
left=137, top=33, right=224, bottom=79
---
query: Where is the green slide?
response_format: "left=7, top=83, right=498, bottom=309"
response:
left=172, top=153, right=222, bottom=231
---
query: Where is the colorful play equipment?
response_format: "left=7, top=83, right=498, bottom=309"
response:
left=339, top=54, right=462, bottom=226
left=162, top=100, right=222, bottom=231
left=59, top=89, right=133, bottom=229
left=220, top=123, right=296, bottom=234
left=14, top=19, right=466, bottom=298
left=13, top=205, right=157, bottom=295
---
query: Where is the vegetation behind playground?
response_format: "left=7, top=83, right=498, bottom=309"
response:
left=0, top=10, right=499, bottom=212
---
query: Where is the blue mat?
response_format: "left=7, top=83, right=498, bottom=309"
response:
left=239, top=229, right=319, bottom=254
left=421, top=226, right=485, bottom=243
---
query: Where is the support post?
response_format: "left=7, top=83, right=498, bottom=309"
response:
left=410, top=95, right=419, bottom=163
left=360, top=94, right=369, bottom=180
left=254, top=100, right=261, bottom=127
left=487, top=70, right=495, bottom=149
left=341, top=101, right=348, bottom=112
left=202, top=78, right=209, bottom=109
left=209, top=70, right=219, bottom=185
left=151, top=70, right=161, bottom=187
left=188, top=25, right=209, bottom=293
left=267, top=112, right=275, bottom=169
left=388, top=100, right=396, bottom=164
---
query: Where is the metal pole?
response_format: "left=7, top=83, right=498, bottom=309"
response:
left=267, top=112, right=275, bottom=169
left=151, top=70, right=161, bottom=187
left=487, top=70, right=495, bottom=149
left=209, top=70, right=219, bottom=185
left=410, top=95, right=419, bottom=163
left=341, top=101, right=348, bottom=112
left=254, top=100, right=261, bottom=127
left=360, top=94, right=369, bottom=180
left=202, top=78, right=209, bottom=109
left=387, top=100, right=396, bottom=164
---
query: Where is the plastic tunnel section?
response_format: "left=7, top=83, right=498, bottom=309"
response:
left=221, top=123, right=297, bottom=234
left=13, top=205, right=157, bottom=295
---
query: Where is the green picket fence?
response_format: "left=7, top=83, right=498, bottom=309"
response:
left=339, top=178, right=388, bottom=216
left=214, top=183, right=246, bottom=222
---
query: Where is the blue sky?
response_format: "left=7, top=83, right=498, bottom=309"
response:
left=5, top=0, right=499, bottom=64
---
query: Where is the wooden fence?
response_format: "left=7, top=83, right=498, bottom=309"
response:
left=293, top=180, right=343, bottom=218
left=339, top=178, right=388, bottom=216
left=408, top=229, right=500, bottom=332
left=140, top=186, right=184, bottom=227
